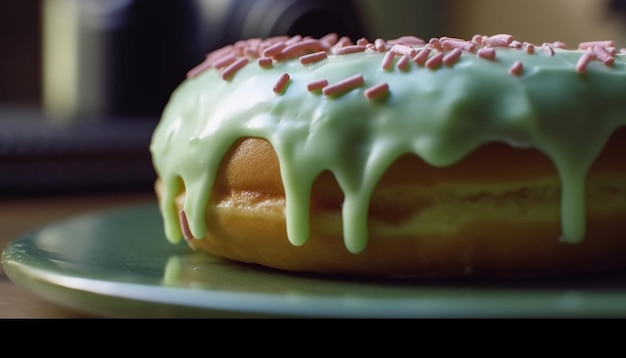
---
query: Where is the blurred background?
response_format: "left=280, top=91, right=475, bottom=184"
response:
left=1, top=0, right=625, bottom=197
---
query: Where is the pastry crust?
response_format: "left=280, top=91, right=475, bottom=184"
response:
left=155, top=128, right=626, bottom=277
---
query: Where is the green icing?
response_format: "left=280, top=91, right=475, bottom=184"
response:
left=150, top=41, right=626, bottom=253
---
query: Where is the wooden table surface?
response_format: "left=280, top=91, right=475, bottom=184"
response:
left=0, top=191, right=157, bottom=318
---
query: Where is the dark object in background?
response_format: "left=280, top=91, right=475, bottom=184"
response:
left=0, top=106, right=157, bottom=197
left=0, top=2, right=41, bottom=104
left=92, top=0, right=364, bottom=118
left=611, top=0, right=626, bottom=12
left=1, top=0, right=364, bottom=196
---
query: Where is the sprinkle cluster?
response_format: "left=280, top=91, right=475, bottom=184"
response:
left=186, top=33, right=622, bottom=101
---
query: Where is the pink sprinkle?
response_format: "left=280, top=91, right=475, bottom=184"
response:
left=333, top=36, right=353, bottom=50
left=441, top=39, right=476, bottom=52
left=524, top=42, right=535, bottom=54
left=323, top=74, right=365, bottom=96
left=429, top=38, right=443, bottom=51
left=212, top=53, right=237, bottom=69
left=273, top=73, right=291, bottom=94
left=364, top=82, right=390, bottom=100
left=542, top=43, right=555, bottom=56
left=262, top=41, right=286, bottom=57
left=412, top=47, right=431, bottom=66
left=590, top=46, right=615, bottom=65
left=356, top=37, right=370, bottom=46
left=552, top=41, right=568, bottom=49
left=576, top=52, right=596, bottom=73
left=285, top=35, right=303, bottom=45
left=300, top=51, right=328, bottom=65
left=477, top=47, right=496, bottom=60
left=484, top=34, right=514, bottom=47
left=334, top=45, right=367, bottom=55
left=233, top=40, right=247, bottom=54
left=375, top=38, right=387, bottom=52
left=320, top=33, right=339, bottom=46
left=425, top=51, right=444, bottom=69
left=244, top=46, right=260, bottom=58
left=221, top=57, right=249, bottom=80
left=579, top=40, right=614, bottom=50
left=239, top=40, right=259, bottom=57
left=508, top=61, right=523, bottom=76
left=281, top=39, right=325, bottom=58
left=439, top=36, right=465, bottom=43
left=263, top=35, right=289, bottom=46
left=381, top=51, right=396, bottom=70
left=179, top=210, right=195, bottom=241
left=397, top=54, right=410, bottom=71
left=258, top=57, right=273, bottom=68
left=471, top=34, right=484, bottom=45
left=390, top=44, right=417, bottom=58
left=389, top=36, right=425, bottom=46
left=443, top=48, right=462, bottom=66
left=509, top=40, right=523, bottom=49
left=307, top=79, right=328, bottom=92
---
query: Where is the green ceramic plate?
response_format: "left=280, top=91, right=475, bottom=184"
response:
left=3, top=204, right=626, bottom=318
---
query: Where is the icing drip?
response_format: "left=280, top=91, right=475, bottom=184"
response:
left=150, top=34, right=626, bottom=253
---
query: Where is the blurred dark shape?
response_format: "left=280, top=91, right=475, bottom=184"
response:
left=190, top=0, right=364, bottom=54
left=610, top=0, right=626, bottom=22
left=0, top=105, right=157, bottom=197
left=0, top=0, right=365, bottom=196
left=610, top=0, right=626, bottom=12
left=0, top=2, right=41, bottom=104
left=99, top=0, right=364, bottom=118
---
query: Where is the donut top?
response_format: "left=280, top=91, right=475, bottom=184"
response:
left=150, top=33, right=626, bottom=254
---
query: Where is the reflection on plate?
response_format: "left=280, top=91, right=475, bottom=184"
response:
left=3, top=204, right=626, bottom=318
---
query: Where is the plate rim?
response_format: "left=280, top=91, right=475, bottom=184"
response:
left=4, top=204, right=626, bottom=318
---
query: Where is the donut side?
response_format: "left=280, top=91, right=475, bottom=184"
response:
left=156, top=127, right=626, bottom=277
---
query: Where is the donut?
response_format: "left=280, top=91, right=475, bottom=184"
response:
left=150, top=33, right=626, bottom=278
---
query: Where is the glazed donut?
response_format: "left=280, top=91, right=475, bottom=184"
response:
left=150, top=33, right=626, bottom=278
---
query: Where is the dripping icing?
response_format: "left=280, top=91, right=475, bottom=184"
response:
left=150, top=34, right=626, bottom=253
